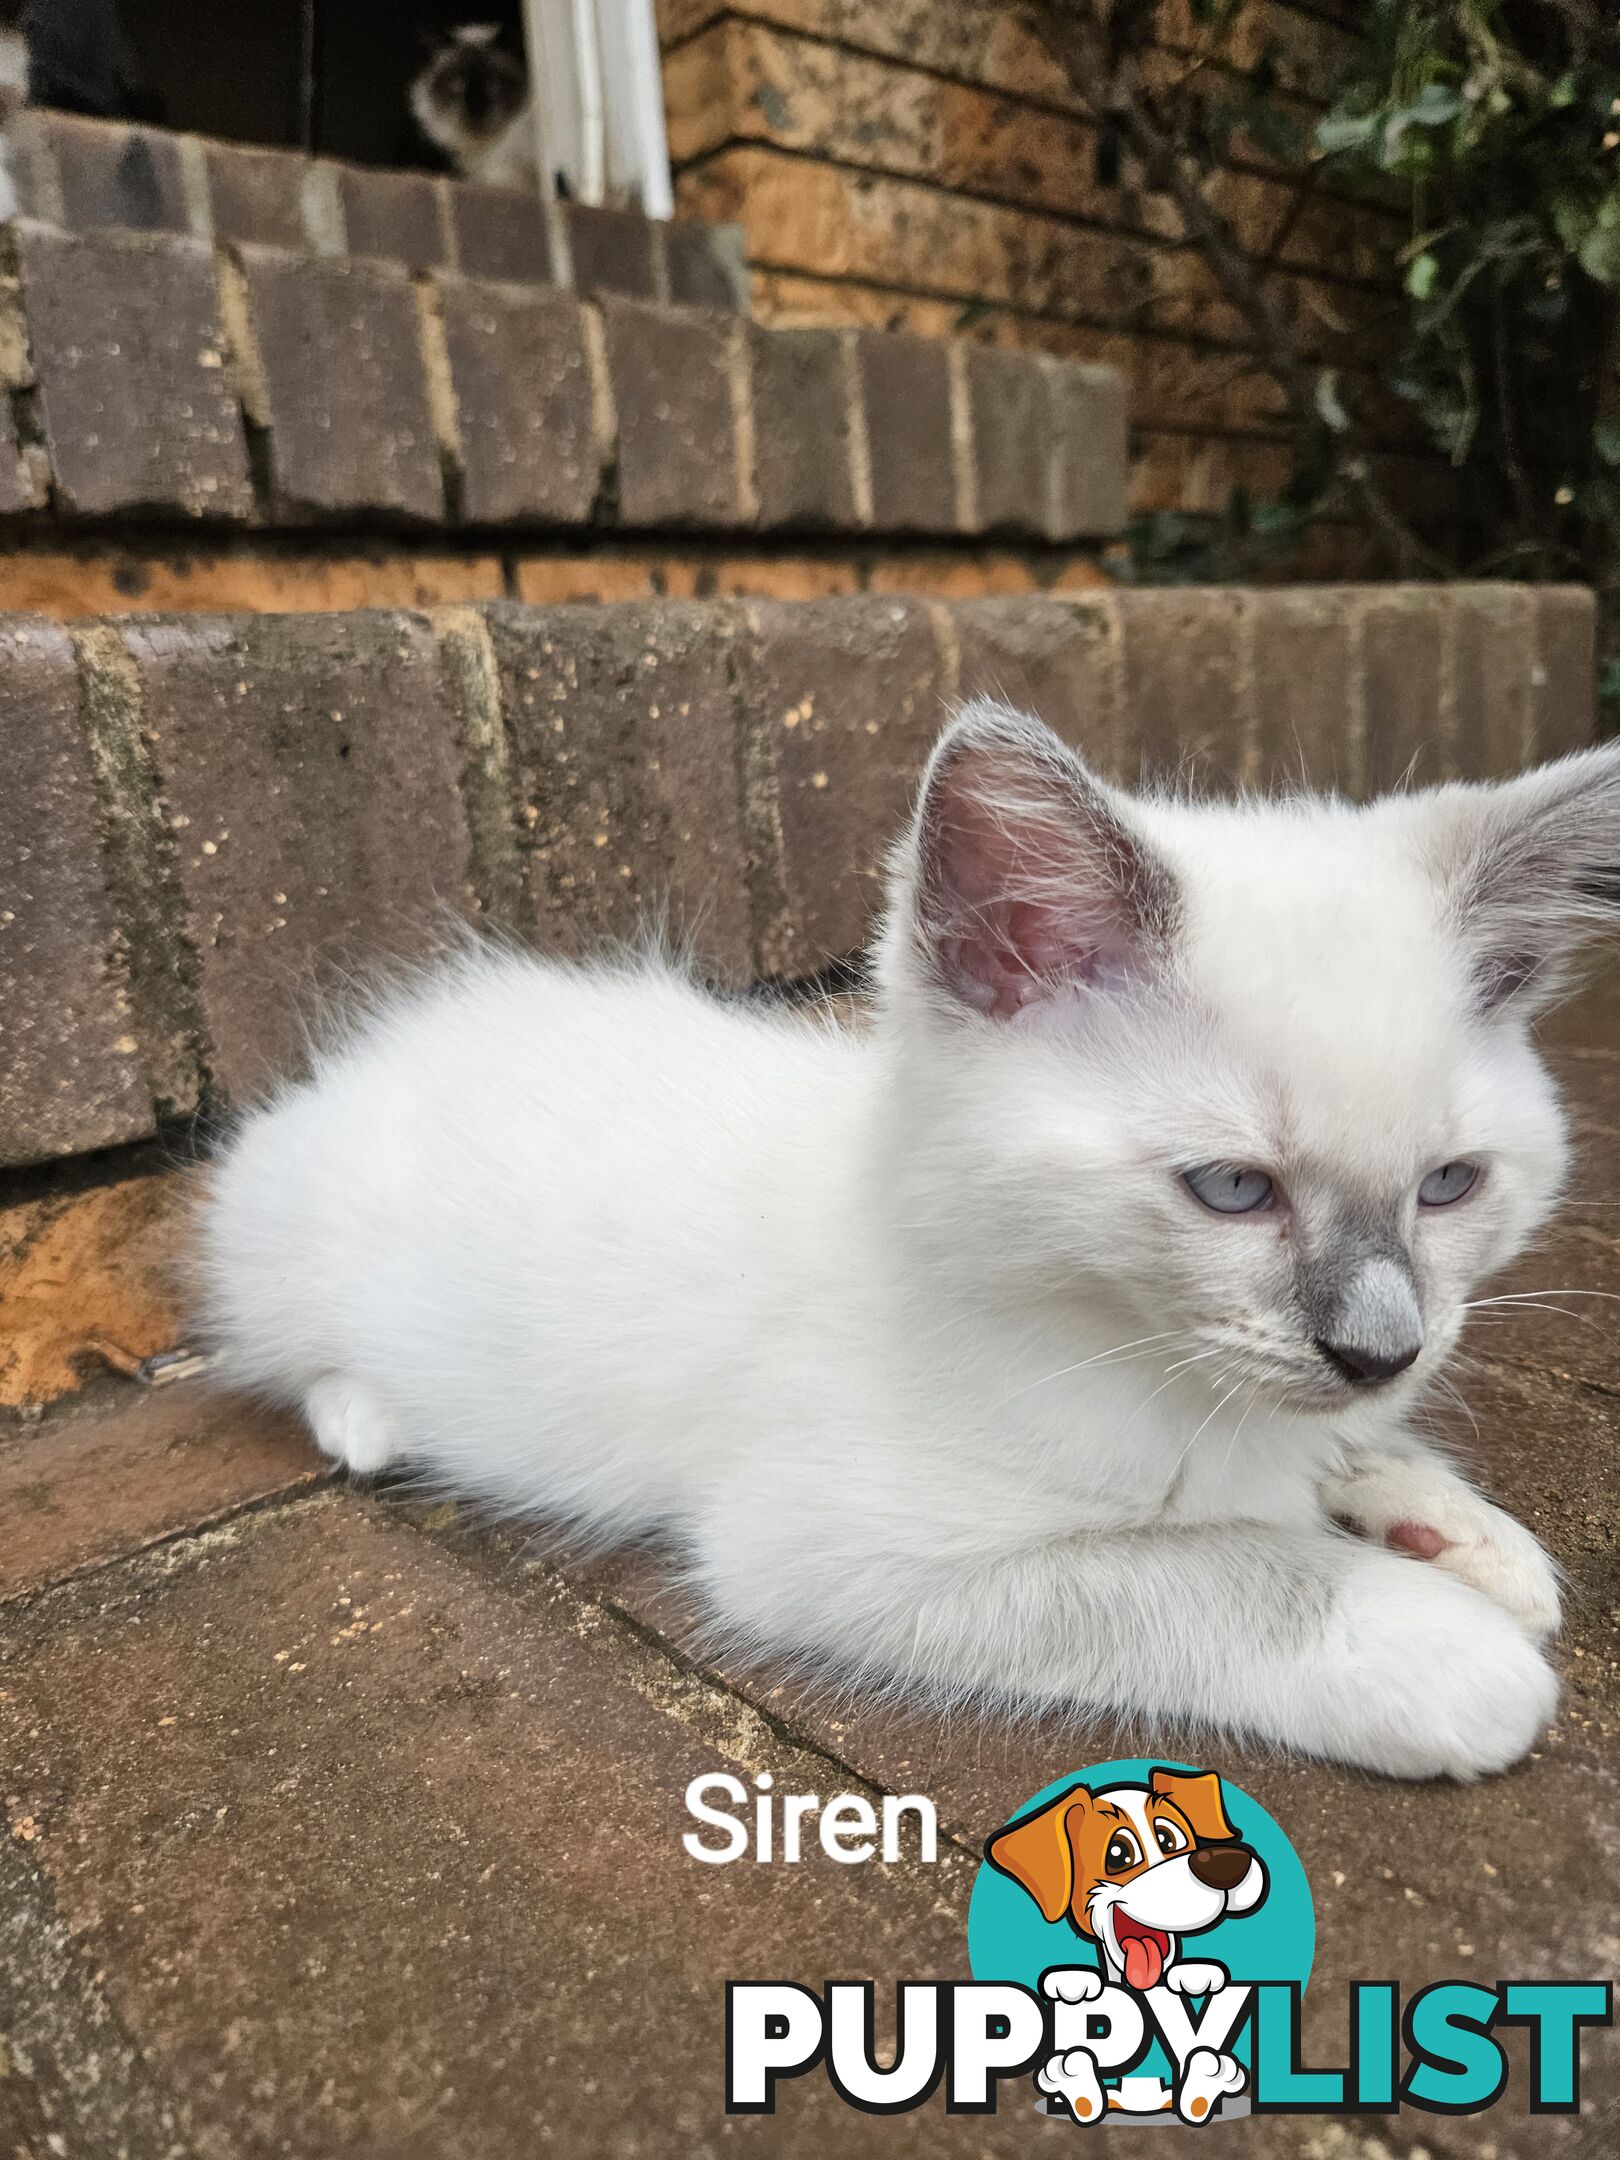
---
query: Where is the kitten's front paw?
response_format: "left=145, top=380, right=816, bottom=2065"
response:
left=303, top=1375, right=400, bottom=1477
left=1326, top=1554, right=1558, bottom=1780
left=1325, top=1452, right=1561, bottom=1640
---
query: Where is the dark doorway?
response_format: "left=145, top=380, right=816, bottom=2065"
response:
left=98, top=0, right=527, bottom=166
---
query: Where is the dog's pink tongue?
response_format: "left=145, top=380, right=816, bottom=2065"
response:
left=1123, top=1935, right=1163, bottom=1991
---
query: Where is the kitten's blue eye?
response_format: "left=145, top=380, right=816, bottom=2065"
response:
left=1182, top=1164, right=1275, bottom=1215
left=1418, top=1160, right=1479, bottom=1207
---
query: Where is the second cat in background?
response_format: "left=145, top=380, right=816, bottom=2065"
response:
left=410, top=22, right=539, bottom=191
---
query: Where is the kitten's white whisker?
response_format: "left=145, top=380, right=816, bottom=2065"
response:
left=1430, top=1370, right=1483, bottom=1449
left=1008, top=1330, right=1191, bottom=1398
left=1462, top=1289, right=1620, bottom=1306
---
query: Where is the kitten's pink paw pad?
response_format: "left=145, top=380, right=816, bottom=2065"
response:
left=1387, top=1518, right=1450, bottom=1560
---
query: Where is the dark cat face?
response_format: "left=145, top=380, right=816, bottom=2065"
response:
left=414, top=24, right=526, bottom=143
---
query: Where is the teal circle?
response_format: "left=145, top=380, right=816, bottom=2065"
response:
left=967, top=1759, right=1313, bottom=2084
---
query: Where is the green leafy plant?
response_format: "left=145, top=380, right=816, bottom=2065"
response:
left=1314, top=0, right=1620, bottom=599
left=1030, top=0, right=1620, bottom=693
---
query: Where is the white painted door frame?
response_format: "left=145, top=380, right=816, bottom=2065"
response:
left=520, top=0, right=673, bottom=216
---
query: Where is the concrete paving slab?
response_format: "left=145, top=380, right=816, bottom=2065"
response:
left=0, top=1385, right=322, bottom=1603
left=0, top=1493, right=1026, bottom=2159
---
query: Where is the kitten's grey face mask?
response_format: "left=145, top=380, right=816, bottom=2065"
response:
left=418, top=26, right=526, bottom=139
left=891, top=699, right=1620, bottom=1410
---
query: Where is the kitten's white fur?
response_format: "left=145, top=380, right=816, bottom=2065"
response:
left=199, top=703, right=1620, bottom=1778
left=413, top=89, right=537, bottom=192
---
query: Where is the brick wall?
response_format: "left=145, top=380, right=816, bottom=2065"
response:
left=0, top=585, right=1593, bottom=1170
left=0, top=218, right=1118, bottom=542
left=657, top=0, right=1437, bottom=562
left=7, top=107, right=745, bottom=307
left=0, top=116, right=1133, bottom=618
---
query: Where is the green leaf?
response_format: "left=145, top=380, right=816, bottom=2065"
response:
left=1579, top=221, right=1620, bottom=285
left=1315, top=111, right=1378, bottom=155
left=1596, top=418, right=1620, bottom=466
left=1250, top=499, right=1304, bottom=537
left=1550, top=195, right=1591, bottom=252
left=1405, top=251, right=1440, bottom=300
left=1314, top=370, right=1351, bottom=434
left=1402, top=82, right=1465, bottom=127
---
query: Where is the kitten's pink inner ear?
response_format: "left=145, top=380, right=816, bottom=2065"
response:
left=940, top=900, right=1097, bottom=1019
left=921, top=739, right=1157, bottom=1019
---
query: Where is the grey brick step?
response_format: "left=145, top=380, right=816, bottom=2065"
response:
left=0, top=156, right=1126, bottom=546
left=8, top=106, right=743, bottom=306
left=0, top=585, right=1595, bottom=1171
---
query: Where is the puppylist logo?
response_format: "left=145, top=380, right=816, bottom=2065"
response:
left=725, top=1759, right=1611, bottom=2124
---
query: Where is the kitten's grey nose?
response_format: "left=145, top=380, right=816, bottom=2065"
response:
left=1314, top=1336, right=1420, bottom=1385
left=1305, top=1247, right=1423, bottom=1387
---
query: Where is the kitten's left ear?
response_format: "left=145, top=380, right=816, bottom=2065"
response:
left=1431, top=742, right=1620, bottom=1015
left=888, top=700, right=1178, bottom=1020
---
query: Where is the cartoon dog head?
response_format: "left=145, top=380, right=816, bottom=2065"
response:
left=986, top=1768, right=1267, bottom=1991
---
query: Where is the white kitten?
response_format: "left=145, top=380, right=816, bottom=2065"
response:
left=198, top=702, right=1620, bottom=1779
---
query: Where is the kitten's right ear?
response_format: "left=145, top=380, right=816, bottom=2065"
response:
left=892, top=701, right=1177, bottom=1020
left=1427, top=741, right=1620, bottom=1014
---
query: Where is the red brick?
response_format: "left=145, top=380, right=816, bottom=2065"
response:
left=1045, top=356, right=1129, bottom=539
left=961, top=345, right=1049, bottom=538
left=1450, top=584, right=1535, bottom=779
left=853, top=328, right=958, bottom=534
left=0, top=620, right=156, bottom=1167
left=564, top=200, right=657, bottom=298
left=0, top=388, right=39, bottom=515
left=336, top=164, right=449, bottom=270
left=3, top=109, right=61, bottom=223
left=231, top=246, right=444, bottom=522
left=663, top=217, right=744, bottom=308
left=1532, top=585, right=1597, bottom=758
left=952, top=594, right=1126, bottom=776
left=1358, top=588, right=1448, bottom=796
left=0, top=1386, right=323, bottom=1603
left=116, top=613, right=479, bottom=1099
left=42, top=113, right=190, bottom=234
left=17, top=222, right=253, bottom=520
left=747, top=322, right=860, bottom=529
left=1249, top=587, right=1357, bottom=793
left=434, top=278, right=604, bottom=526
left=599, top=296, right=748, bottom=528
left=1116, top=587, right=1249, bottom=786
left=446, top=181, right=554, bottom=282
left=487, top=601, right=753, bottom=978
left=0, top=1496, right=969, bottom=2160
left=204, top=138, right=308, bottom=248
left=733, top=595, right=948, bottom=971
